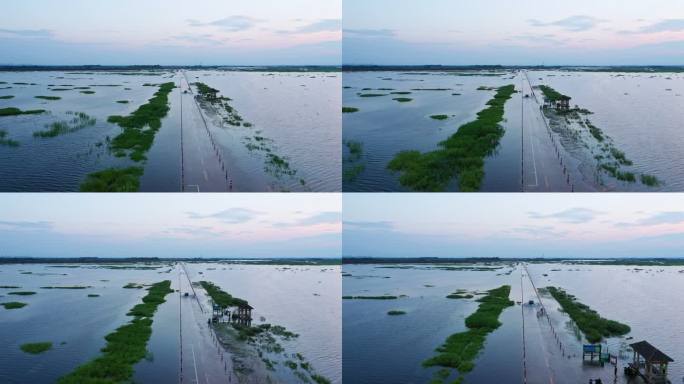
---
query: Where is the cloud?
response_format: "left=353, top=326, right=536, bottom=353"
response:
left=528, top=15, right=605, bottom=32
left=619, top=19, right=684, bottom=34
left=344, top=221, right=394, bottom=230
left=272, top=211, right=341, bottom=228
left=528, top=208, right=601, bottom=224
left=278, top=19, right=341, bottom=34
left=0, top=28, right=53, bottom=38
left=0, top=220, right=53, bottom=231
left=507, top=225, right=568, bottom=238
left=617, top=211, right=684, bottom=227
left=188, top=16, right=263, bottom=32
left=344, top=29, right=396, bottom=38
left=168, top=34, right=226, bottom=46
left=187, top=208, right=263, bottom=224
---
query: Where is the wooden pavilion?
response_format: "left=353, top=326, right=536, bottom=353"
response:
left=627, top=340, right=674, bottom=383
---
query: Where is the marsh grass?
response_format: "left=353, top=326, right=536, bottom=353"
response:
left=0, top=130, right=20, bottom=147
left=116, top=100, right=129, bottom=104
left=546, top=287, right=630, bottom=343
left=107, top=82, right=174, bottom=162
left=0, top=95, right=14, bottom=99
left=40, top=286, right=89, bottom=289
left=0, top=107, right=46, bottom=116
left=199, top=281, right=249, bottom=307
left=20, top=342, right=52, bottom=354
left=9, top=291, right=36, bottom=296
left=430, top=115, right=449, bottom=120
left=640, top=174, right=660, bottom=186
left=388, top=85, right=515, bottom=191
left=33, top=111, right=96, bottom=138
left=342, top=295, right=398, bottom=300
left=342, top=107, right=359, bottom=113
left=359, top=93, right=387, bottom=97
left=393, top=98, right=412, bottom=102
left=80, top=90, right=95, bottom=95
left=387, top=310, right=407, bottom=315
left=1, top=301, right=27, bottom=309
left=35, top=96, right=60, bottom=101
left=390, top=91, right=412, bottom=95
left=79, top=167, right=144, bottom=192
left=57, top=280, right=172, bottom=384
left=343, top=164, right=365, bottom=183
left=423, top=285, right=513, bottom=377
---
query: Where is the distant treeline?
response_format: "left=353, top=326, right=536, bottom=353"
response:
left=0, top=65, right=340, bottom=72
left=342, top=64, right=684, bottom=73
left=0, top=257, right=341, bottom=265
left=343, top=257, right=684, bottom=266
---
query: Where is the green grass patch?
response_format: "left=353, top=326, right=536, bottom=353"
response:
left=388, top=84, right=515, bottom=191
left=0, top=130, right=20, bottom=147
left=0, top=107, right=46, bottom=116
left=1, top=301, right=27, bottom=309
left=342, top=107, right=359, bottom=113
left=390, top=91, right=412, bottom=95
left=359, top=93, right=387, bottom=97
left=9, top=291, right=36, bottom=296
left=57, top=281, right=172, bottom=384
left=116, top=100, right=129, bottom=104
left=545, top=286, right=630, bottom=343
left=387, top=310, right=406, bottom=315
left=423, top=285, right=513, bottom=376
left=33, top=111, right=96, bottom=138
left=35, top=96, right=60, bottom=101
left=311, top=375, right=331, bottom=384
left=538, top=85, right=571, bottom=102
left=40, top=286, right=89, bottom=289
left=430, top=115, right=449, bottom=120
left=123, top=283, right=144, bottom=289
left=610, top=148, right=632, bottom=166
left=79, top=167, right=144, bottom=192
left=88, top=294, right=100, bottom=298
left=346, top=140, right=363, bottom=161
left=0, top=95, right=14, bottom=99
left=20, top=342, right=52, bottom=354
left=411, top=88, right=451, bottom=91
left=199, top=281, right=249, bottom=307
left=343, top=164, right=365, bottom=183
left=446, top=293, right=473, bottom=299
left=0, top=285, right=20, bottom=288
left=640, top=174, right=660, bottom=187
left=79, top=91, right=96, bottom=94
left=393, top=97, right=412, bottom=102
left=107, top=82, right=174, bottom=162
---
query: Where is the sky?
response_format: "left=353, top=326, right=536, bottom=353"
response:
left=0, top=194, right=341, bottom=258
left=344, top=0, right=684, bottom=65
left=344, top=194, right=684, bottom=259
left=0, top=0, right=341, bottom=65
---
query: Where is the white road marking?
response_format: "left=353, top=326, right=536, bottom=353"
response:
left=191, top=344, right=199, bottom=384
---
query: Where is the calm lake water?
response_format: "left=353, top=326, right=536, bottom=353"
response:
left=0, top=262, right=341, bottom=384
left=0, top=70, right=340, bottom=192
left=342, top=71, right=519, bottom=192
left=343, top=70, right=684, bottom=192
left=343, top=263, right=684, bottom=384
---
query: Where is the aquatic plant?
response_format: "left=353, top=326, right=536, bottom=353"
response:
left=33, top=111, right=96, bottom=138
left=311, top=375, right=331, bottom=384
left=346, top=140, right=363, bottom=161
left=0, top=95, right=14, bottom=99
left=79, top=167, right=143, bottom=192
left=107, top=82, right=174, bottom=162
left=57, top=280, right=172, bottom=384
left=545, top=286, right=630, bottom=343
left=123, top=283, right=143, bottom=289
left=430, top=115, right=449, bottom=120
left=116, top=100, right=129, bottom=104
left=87, top=294, right=100, bottom=298
left=393, top=97, right=412, bottom=102
left=0, top=107, right=46, bottom=116
left=390, top=91, right=412, bottom=95
left=8, top=291, right=36, bottom=296
left=423, top=285, right=513, bottom=377
left=20, top=342, right=52, bottom=354
left=640, top=174, right=660, bottom=187
left=0, top=285, right=20, bottom=288
left=35, top=96, right=60, bottom=101
left=538, top=85, right=570, bottom=102
left=387, top=310, right=407, bottom=315
left=343, top=164, right=365, bottom=183
left=40, top=286, right=89, bottom=289
left=411, top=88, right=451, bottom=91
left=1, top=301, right=27, bottom=309
left=343, top=107, right=359, bottom=113
left=359, top=93, right=387, bottom=97
left=199, top=281, right=249, bottom=308
left=446, top=293, right=473, bottom=299
left=0, top=130, right=20, bottom=147
left=388, top=84, right=515, bottom=191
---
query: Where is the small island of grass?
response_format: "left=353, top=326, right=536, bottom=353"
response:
left=430, top=115, right=449, bottom=120
left=20, top=342, right=52, bottom=354
left=393, top=97, right=412, bottom=102
left=8, top=291, right=36, bottom=296
left=2, top=301, right=27, bottom=309
left=79, top=167, right=144, bottom=192
left=0, top=95, right=14, bottom=99
left=342, top=295, right=398, bottom=300
left=0, top=107, right=46, bottom=117
left=35, top=96, right=61, bottom=101
left=545, top=286, right=630, bottom=343
left=387, top=310, right=406, bottom=315
left=343, top=107, right=359, bottom=113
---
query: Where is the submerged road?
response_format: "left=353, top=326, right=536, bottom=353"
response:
left=178, top=72, right=231, bottom=192
left=520, top=72, right=573, bottom=192
left=179, top=263, right=237, bottom=384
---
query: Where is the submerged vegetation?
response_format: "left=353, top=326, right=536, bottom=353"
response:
left=0, top=107, right=46, bottom=116
left=1, top=301, right=27, bottom=309
left=20, top=342, right=52, bottom=354
left=79, top=167, right=144, bottom=192
left=0, top=95, right=14, bottom=99
left=393, top=97, right=412, bottom=102
left=342, top=295, right=398, bottom=300
left=344, top=139, right=365, bottom=183
left=387, top=310, right=407, bottom=315
left=388, top=85, right=515, bottom=191
left=343, top=107, right=359, bottom=113
left=423, top=285, right=513, bottom=383
left=545, top=287, right=630, bottom=343
left=35, top=96, right=61, bottom=101
left=0, top=130, right=20, bottom=147
left=57, top=280, right=172, bottom=383
left=33, top=111, right=96, bottom=138
left=430, top=115, right=449, bottom=120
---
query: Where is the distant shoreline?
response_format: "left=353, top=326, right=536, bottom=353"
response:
left=342, top=64, right=684, bottom=72
left=343, top=257, right=684, bottom=266
left=0, top=257, right=341, bottom=265
left=0, top=65, right=341, bottom=72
